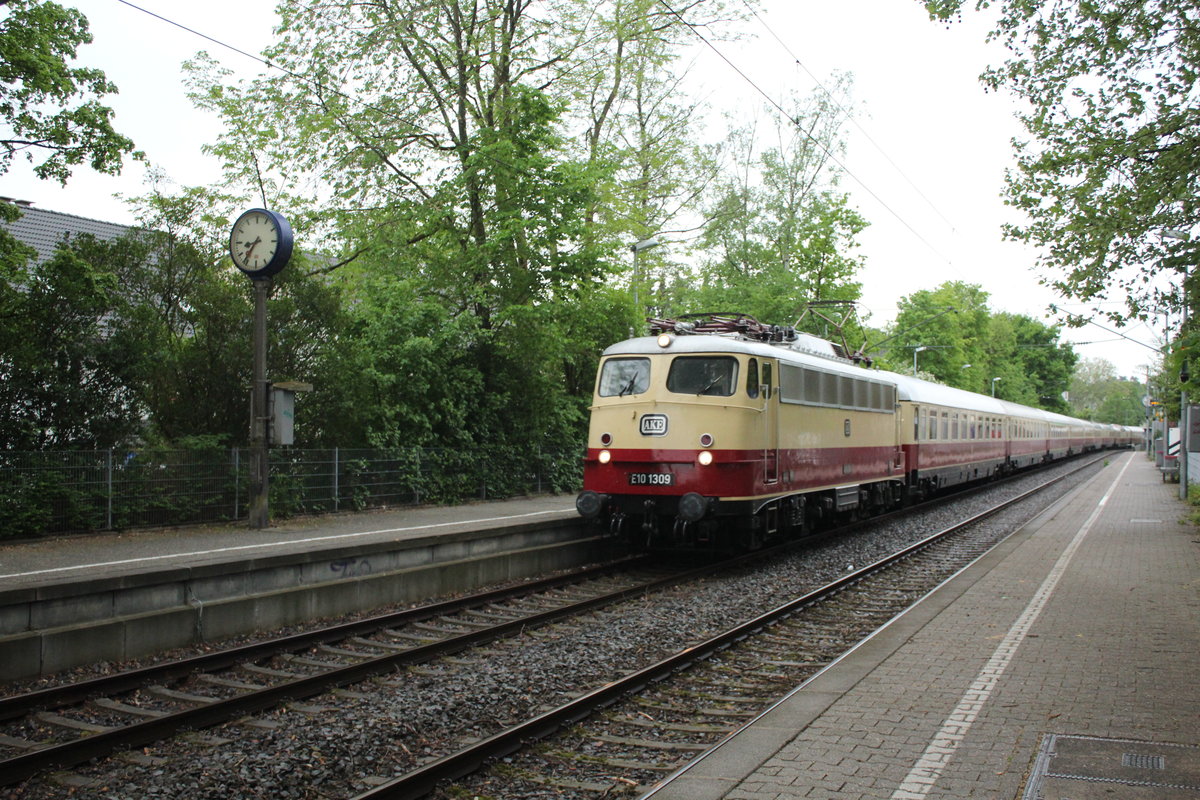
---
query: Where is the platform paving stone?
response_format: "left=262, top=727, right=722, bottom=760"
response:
left=645, top=453, right=1200, bottom=800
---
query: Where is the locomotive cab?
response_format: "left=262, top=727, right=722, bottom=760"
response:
left=577, top=334, right=777, bottom=550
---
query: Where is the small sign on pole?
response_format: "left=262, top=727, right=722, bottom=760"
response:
left=271, top=382, right=313, bottom=446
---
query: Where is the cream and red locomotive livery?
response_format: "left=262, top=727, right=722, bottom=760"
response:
left=575, top=315, right=1138, bottom=550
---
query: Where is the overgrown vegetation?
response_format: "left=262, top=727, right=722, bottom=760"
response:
left=0, top=0, right=1168, bottom=536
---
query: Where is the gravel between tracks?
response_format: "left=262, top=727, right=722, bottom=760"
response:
left=6, top=458, right=1104, bottom=800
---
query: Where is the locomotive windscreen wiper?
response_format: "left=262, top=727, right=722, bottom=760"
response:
left=619, top=377, right=638, bottom=397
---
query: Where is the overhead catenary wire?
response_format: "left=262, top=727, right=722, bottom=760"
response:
left=737, top=0, right=958, bottom=233
left=654, top=0, right=959, bottom=272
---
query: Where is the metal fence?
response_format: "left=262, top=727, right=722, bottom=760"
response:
left=0, top=445, right=583, bottom=539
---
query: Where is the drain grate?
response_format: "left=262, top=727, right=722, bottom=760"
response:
left=1023, top=734, right=1200, bottom=799
left=1123, top=752, right=1167, bottom=770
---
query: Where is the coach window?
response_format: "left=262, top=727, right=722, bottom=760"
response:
left=746, top=358, right=759, bottom=398
left=668, top=356, right=738, bottom=396
left=598, top=357, right=650, bottom=397
left=762, top=362, right=773, bottom=399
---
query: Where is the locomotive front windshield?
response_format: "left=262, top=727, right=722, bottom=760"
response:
left=598, top=357, right=651, bottom=397
left=667, top=356, right=738, bottom=396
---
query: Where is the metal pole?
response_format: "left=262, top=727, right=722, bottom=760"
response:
left=233, top=448, right=240, bottom=520
left=1181, top=390, right=1189, bottom=500
left=249, top=278, right=271, bottom=528
left=1183, top=276, right=1190, bottom=500
left=105, top=449, right=113, bottom=531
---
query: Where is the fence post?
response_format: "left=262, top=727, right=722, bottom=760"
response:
left=233, top=448, right=240, bottom=520
left=106, top=449, right=113, bottom=531
left=333, top=447, right=339, bottom=512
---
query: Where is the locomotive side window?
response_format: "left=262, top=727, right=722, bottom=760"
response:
left=667, top=356, right=738, bottom=396
left=821, top=372, right=838, bottom=405
left=598, top=357, right=651, bottom=397
left=747, top=358, right=759, bottom=398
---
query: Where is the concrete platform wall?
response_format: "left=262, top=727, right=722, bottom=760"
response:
left=0, top=519, right=608, bottom=681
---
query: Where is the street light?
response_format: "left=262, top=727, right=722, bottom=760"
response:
left=912, top=345, right=928, bottom=376
left=631, top=236, right=662, bottom=335
left=1163, top=228, right=1191, bottom=498
left=991, top=377, right=1002, bottom=397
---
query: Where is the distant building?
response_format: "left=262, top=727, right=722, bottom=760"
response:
left=0, top=198, right=132, bottom=263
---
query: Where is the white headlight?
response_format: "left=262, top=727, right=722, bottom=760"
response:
left=657, top=334, right=673, bottom=348
left=598, top=450, right=611, bottom=464
left=697, top=450, right=714, bottom=466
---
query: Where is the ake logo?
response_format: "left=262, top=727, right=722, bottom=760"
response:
left=640, top=414, right=668, bottom=436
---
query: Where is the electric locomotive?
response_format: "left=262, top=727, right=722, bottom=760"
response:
left=574, top=314, right=1119, bottom=551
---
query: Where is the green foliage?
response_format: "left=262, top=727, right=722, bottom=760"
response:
left=1186, top=483, right=1200, bottom=527
left=0, top=222, right=145, bottom=449
left=919, top=0, right=1200, bottom=330
left=1068, top=358, right=1147, bottom=425
left=0, top=0, right=138, bottom=183
left=0, top=457, right=104, bottom=538
left=878, top=280, right=1077, bottom=409
left=686, top=83, right=867, bottom=327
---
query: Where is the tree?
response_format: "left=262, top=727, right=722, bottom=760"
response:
left=0, top=235, right=143, bottom=449
left=0, top=0, right=138, bottom=183
left=688, top=82, right=867, bottom=328
left=985, top=312, right=1076, bottom=411
left=920, top=0, right=1200, bottom=331
left=881, top=280, right=1077, bottom=409
left=182, top=0, right=751, bottom=449
left=881, top=281, right=990, bottom=385
left=1068, top=357, right=1146, bottom=425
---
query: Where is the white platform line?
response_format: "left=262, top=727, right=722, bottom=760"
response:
left=0, top=509, right=568, bottom=581
left=890, top=455, right=1132, bottom=799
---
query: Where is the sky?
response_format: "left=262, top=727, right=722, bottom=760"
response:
left=1, top=0, right=1164, bottom=380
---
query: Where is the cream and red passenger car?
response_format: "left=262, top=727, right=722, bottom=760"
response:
left=575, top=316, right=1124, bottom=551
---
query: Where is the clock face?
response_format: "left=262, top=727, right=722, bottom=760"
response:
left=229, top=209, right=293, bottom=277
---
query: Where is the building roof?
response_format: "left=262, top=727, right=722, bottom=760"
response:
left=0, top=198, right=132, bottom=263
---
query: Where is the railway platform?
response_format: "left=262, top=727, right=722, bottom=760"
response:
left=0, top=495, right=587, bottom=682
left=644, top=451, right=1200, bottom=800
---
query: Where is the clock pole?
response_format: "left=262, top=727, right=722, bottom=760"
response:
left=229, top=209, right=294, bottom=529
left=249, top=277, right=271, bottom=528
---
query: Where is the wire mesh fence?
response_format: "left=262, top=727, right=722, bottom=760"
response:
left=0, top=445, right=583, bottom=540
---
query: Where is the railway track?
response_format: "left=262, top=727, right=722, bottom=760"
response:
left=0, top=555, right=696, bottom=787
left=362, top=456, right=1105, bottom=799
left=2, top=454, right=1109, bottom=797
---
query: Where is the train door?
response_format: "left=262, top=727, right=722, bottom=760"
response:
left=762, top=360, right=778, bottom=483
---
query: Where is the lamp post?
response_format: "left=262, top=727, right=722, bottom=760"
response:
left=991, top=377, right=1002, bottom=397
left=912, top=345, right=928, bottom=376
left=1165, top=229, right=1191, bottom=498
left=631, top=235, right=661, bottom=335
